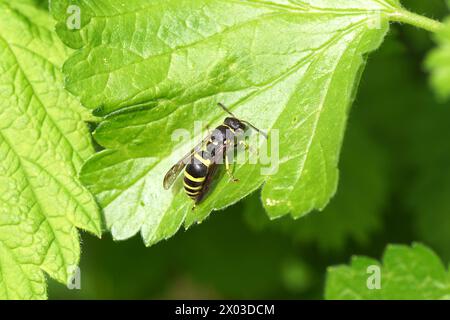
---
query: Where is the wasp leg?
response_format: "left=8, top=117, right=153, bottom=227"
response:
left=239, top=140, right=249, bottom=150
left=239, top=140, right=257, bottom=154
left=225, top=153, right=239, bottom=183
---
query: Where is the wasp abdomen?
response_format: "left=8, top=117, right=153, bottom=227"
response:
left=183, top=155, right=209, bottom=199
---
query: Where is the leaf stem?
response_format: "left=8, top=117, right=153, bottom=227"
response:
left=389, top=9, right=444, bottom=33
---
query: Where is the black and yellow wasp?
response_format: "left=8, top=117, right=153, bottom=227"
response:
left=163, top=103, right=266, bottom=205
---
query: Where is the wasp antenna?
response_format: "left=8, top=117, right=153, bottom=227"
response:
left=218, top=103, right=268, bottom=138
left=242, top=121, right=268, bottom=139
left=217, top=103, right=237, bottom=118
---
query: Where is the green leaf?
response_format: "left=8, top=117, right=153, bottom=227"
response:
left=51, top=0, right=402, bottom=245
left=325, top=243, right=450, bottom=299
left=244, top=121, right=389, bottom=252
left=426, top=1, right=450, bottom=100
left=0, top=1, right=100, bottom=299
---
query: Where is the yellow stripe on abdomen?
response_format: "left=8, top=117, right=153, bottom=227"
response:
left=184, top=181, right=203, bottom=191
left=184, top=170, right=206, bottom=183
left=185, top=189, right=200, bottom=196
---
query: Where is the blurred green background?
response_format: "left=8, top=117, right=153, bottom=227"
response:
left=49, top=0, right=450, bottom=299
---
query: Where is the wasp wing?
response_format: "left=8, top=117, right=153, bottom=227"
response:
left=163, top=134, right=212, bottom=190
left=163, top=161, right=188, bottom=190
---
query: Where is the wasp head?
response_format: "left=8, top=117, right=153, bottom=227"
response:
left=224, top=117, right=246, bottom=133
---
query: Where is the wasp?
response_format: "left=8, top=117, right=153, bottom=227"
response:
left=163, top=103, right=267, bottom=205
